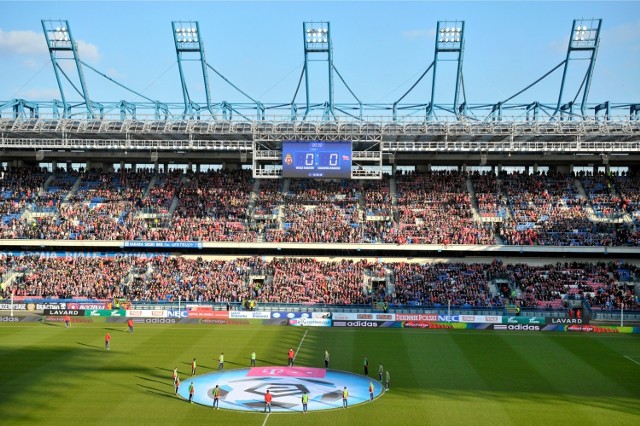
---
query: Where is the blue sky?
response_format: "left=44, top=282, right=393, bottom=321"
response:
left=0, top=1, right=638, bottom=110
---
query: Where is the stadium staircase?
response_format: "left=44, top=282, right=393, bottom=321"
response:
left=63, top=175, right=82, bottom=201
left=574, top=178, right=601, bottom=221
left=0, top=270, right=22, bottom=291
left=277, top=179, right=291, bottom=230
left=467, top=175, right=504, bottom=244
left=608, top=179, right=636, bottom=229
left=40, top=174, right=55, bottom=194
left=389, top=175, right=398, bottom=220
left=466, top=175, right=483, bottom=222
left=143, top=174, right=157, bottom=198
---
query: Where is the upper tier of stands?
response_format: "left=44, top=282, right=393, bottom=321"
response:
left=1, top=167, right=638, bottom=246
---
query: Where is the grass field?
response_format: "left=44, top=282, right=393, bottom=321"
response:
left=0, top=321, right=639, bottom=425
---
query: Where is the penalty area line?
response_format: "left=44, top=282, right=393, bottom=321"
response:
left=624, top=355, right=640, bottom=366
left=262, top=412, right=270, bottom=426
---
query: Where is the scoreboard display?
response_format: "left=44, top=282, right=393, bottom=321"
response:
left=282, top=141, right=352, bottom=178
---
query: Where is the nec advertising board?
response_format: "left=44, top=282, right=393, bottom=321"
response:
left=125, top=310, right=167, bottom=318
left=228, top=311, right=271, bottom=320
left=166, top=310, right=189, bottom=318
left=331, top=313, right=396, bottom=321
left=288, top=318, right=332, bottom=327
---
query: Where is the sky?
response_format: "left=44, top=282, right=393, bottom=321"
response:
left=0, top=0, right=639, bottom=114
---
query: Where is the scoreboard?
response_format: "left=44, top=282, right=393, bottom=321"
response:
left=282, top=141, right=352, bottom=178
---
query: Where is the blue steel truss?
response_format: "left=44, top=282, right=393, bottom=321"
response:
left=0, top=18, right=637, bottom=123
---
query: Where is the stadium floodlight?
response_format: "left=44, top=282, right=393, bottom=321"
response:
left=570, top=19, right=599, bottom=49
left=304, top=23, right=330, bottom=48
left=173, top=21, right=200, bottom=47
left=437, top=23, right=463, bottom=46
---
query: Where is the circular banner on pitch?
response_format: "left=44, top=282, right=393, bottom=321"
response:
left=178, top=366, right=384, bottom=412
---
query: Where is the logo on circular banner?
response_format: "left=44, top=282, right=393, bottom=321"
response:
left=178, top=367, right=384, bottom=412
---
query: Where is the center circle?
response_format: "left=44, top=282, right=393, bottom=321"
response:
left=178, top=367, right=384, bottom=412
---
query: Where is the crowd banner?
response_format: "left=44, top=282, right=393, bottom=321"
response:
left=123, top=241, right=203, bottom=249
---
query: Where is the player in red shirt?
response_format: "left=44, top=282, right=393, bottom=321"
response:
left=63, top=315, right=70, bottom=328
left=288, top=348, right=295, bottom=366
left=105, top=333, right=111, bottom=350
left=127, top=318, right=134, bottom=333
left=264, top=390, right=272, bottom=413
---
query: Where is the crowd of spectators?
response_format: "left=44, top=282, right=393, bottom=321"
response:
left=580, top=172, right=626, bottom=220
left=499, top=171, right=638, bottom=246
left=265, top=179, right=361, bottom=243
left=395, top=171, right=495, bottom=245
left=472, top=172, right=507, bottom=219
left=612, top=172, right=640, bottom=228
left=3, top=255, right=637, bottom=311
left=0, top=167, right=639, bottom=246
left=361, top=176, right=395, bottom=243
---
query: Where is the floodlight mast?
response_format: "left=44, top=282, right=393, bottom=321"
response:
left=392, top=20, right=466, bottom=121
left=41, top=19, right=94, bottom=118
left=302, top=22, right=335, bottom=120
left=172, top=21, right=214, bottom=118
left=429, top=21, right=465, bottom=120
left=554, top=18, right=602, bottom=119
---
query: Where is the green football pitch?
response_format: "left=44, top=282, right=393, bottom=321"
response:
left=0, top=322, right=639, bottom=425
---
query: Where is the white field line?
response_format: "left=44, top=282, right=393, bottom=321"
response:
left=624, top=355, right=640, bottom=366
left=263, top=329, right=308, bottom=424
left=293, top=330, right=308, bottom=363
